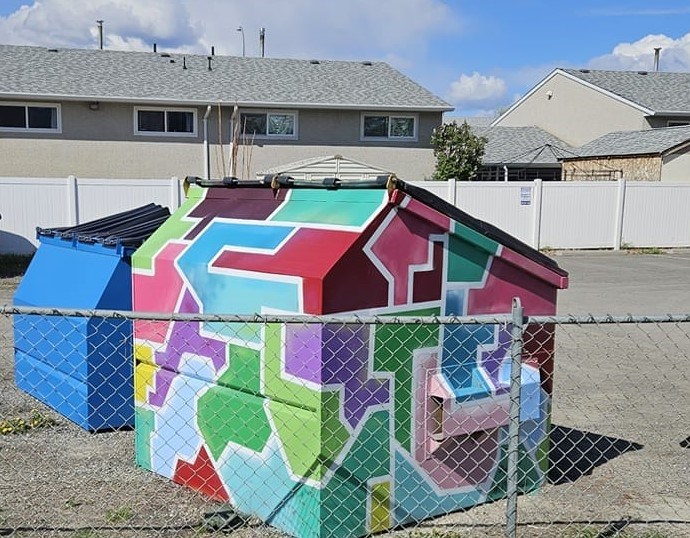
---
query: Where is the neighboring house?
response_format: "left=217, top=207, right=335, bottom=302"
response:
left=472, top=125, right=574, bottom=181
left=0, top=44, right=452, bottom=180
left=257, top=154, right=393, bottom=181
left=493, top=68, right=690, bottom=147
left=560, top=124, right=690, bottom=182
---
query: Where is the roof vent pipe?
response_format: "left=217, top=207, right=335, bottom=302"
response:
left=153, top=43, right=157, bottom=53
left=96, top=20, right=104, bottom=50
left=259, top=27, right=265, bottom=57
left=653, top=47, right=661, bottom=71
left=211, top=46, right=215, bottom=56
left=183, top=56, right=187, bottom=70
left=207, top=56, right=213, bottom=70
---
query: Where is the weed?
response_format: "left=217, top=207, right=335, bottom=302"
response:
left=408, top=529, right=469, bottom=538
left=0, top=253, right=33, bottom=278
left=620, top=242, right=664, bottom=255
left=0, top=409, right=57, bottom=435
left=105, top=505, right=134, bottom=523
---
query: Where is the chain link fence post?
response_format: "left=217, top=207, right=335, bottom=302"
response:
left=506, top=297, right=524, bottom=538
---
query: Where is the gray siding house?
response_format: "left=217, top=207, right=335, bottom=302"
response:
left=494, top=68, right=690, bottom=147
left=0, top=44, right=452, bottom=180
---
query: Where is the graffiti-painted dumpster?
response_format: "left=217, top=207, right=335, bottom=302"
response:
left=13, top=203, right=170, bottom=431
left=132, top=177, right=568, bottom=538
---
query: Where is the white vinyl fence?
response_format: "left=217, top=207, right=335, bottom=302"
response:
left=0, top=176, right=183, bottom=254
left=1, top=176, right=689, bottom=254
left=410, top=178, right=690, bottom=250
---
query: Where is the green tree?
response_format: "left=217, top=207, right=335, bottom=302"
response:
left=431, top=121, right=487, bottom=180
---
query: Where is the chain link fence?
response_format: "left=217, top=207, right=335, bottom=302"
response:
left=1, top=304, right=689, bottom=538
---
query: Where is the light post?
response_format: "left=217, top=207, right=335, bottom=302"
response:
left=236, top=26, right=245, bottom=57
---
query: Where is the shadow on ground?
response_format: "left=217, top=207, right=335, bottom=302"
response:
left=548, top=425, right=643, bottom=485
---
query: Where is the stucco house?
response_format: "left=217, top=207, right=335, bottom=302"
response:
left=0, top=44, right=452, bottom=180
left=494, top=68, right=690, bottom=147
left=560, top=124, right=690, bottom=182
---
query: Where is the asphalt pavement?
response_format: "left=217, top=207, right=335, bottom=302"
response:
left=552, top=249, right=690, bottom=316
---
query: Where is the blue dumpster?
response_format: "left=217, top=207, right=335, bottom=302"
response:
left=13, top=203, right=170, bottom=431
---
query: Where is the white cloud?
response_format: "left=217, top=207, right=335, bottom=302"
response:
left=0, top=0, right=199, bottom=50
left=588, top=33, right=690, bottom=72
left=447, top=72, right=507, bottom=107
left=0, top=0, right=457, bottom=60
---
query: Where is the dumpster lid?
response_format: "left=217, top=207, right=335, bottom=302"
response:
left=37, top=203, right=171, bottom=249
left=186, top=175, right=567, bottom=279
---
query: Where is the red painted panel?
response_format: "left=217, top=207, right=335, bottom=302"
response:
left=173, top=445, right=230, bottom=502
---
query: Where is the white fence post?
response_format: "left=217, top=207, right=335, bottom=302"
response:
left=170, top=176, right=181, bottom=210
left=447, top=177, right=457, bottom=206
left=531, top=179, right=543, bottom=250
left=67, top=175, right=79, bottom=226
left=613, top=178, right=627, bottom=250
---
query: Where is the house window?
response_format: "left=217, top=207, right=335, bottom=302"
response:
left=134, top=107, right=196, bottom=136
left=239, top=111, right=297, bottom=139
left=0, top=103, right=60, bottom=132
left=362, top=113, right=416, bottom=140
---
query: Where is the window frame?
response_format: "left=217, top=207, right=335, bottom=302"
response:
left=360, top=112, right=418, bottom=141
left=667, top=120, right=690, bottom=127
left=237, top=109, right=299, bottom=140
left=133, top=106, right=198, bottom=137
left=0, top=102, right=61, bottom=133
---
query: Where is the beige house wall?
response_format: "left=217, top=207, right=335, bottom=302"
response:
left=661, top=148, right=690, bottom=182
left=562, top=156, right=662, bottom=181
left=0, top=139, right=436, bottom=180
left=0, top=100, right=440, bottom=179
left=495, top=71, right=649, bottom=146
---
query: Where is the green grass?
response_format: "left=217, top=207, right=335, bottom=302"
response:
left=0, top=409, right=58, bottom=435
left=104, top=505, right=134, bottom=523
left=0, top=253, right=33, bottom=278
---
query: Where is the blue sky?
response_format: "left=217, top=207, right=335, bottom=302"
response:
left=2, top=0, right=690, bottom=117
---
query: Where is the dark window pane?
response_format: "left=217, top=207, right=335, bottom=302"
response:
left=28, top=107, right=57, bottom=129
left=0, top=105, right=26, bottom=128
left=390, top=117, right=414, bottom=137
left=241, top=113, right=267, bottom=135
left=267, top=114, right=295, bottom=135
left=363, top=115, right=388, bottom=137
left=138, top=110, right=165, bottom=132
left=167, top=111, right=194, bottom=133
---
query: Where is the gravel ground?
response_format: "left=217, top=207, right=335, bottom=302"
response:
left=2, top=253, right=690, bottom=538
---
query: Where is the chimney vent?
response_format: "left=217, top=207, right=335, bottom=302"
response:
left=653, top=47, right=662, bottom=71
left=96, top=20, right=104, bottom=50
left=207, top=56, right=213, bottom=70
left=183, top=57, right=187, bottom=70
left=211, top=46, right=215, bottom=56
left=259, top=27, right=266, bottom=58
left=153, top=43, right=157, bottom=53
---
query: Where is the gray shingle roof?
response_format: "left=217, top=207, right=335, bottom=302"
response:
left=562, top=68, right=690, bottom=114
left=567, top=124, right=690, bottom=158
left=0, top=44, right=452, bottom=111
left=472, top=125, right=576, bottom=165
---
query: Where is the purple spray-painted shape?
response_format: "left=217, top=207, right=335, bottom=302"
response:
left=284, top=323, right=390, bottom=429
left=148, top=290, right=227, bottom=407
left=478, top=326, right=512, bottom=394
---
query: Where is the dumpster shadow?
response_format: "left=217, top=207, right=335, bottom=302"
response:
left=548, top=424, right=643, bottom=485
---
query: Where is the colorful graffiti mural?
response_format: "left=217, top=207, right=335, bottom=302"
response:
left=132, top=181, right=568, bottom=538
